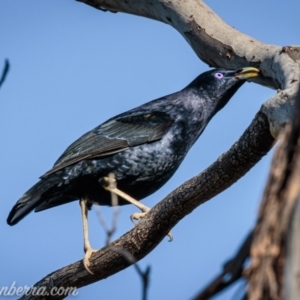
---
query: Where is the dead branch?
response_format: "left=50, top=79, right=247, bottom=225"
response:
left=111, top=247, right=151, bottom=300
left=193, top=231, right=252, bottom=300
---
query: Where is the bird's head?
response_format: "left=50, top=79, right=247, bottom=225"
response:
left=187, top=67, right=260, bottom=114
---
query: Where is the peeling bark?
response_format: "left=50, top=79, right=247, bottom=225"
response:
left=247, top=90, right=300, bottom=300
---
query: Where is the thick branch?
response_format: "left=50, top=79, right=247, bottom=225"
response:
left=284, top=188, right=300, bottom=299
left=77, top=0, right=275, bottom=81
left=78, top=0, right=300, bottom=138
left=20, top=110, right=274, bottom=300
left=247, top=90, right=300, bottom=299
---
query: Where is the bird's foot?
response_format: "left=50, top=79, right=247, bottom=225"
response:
left=101, top=175, right=153, bottom=214
left=101, top=175, right=173, bottom=241
left=130, top=207, right=151, bottom=223
left=83, top=247, right=98, bottom=274
left=130, top=208, right=173, bottom=242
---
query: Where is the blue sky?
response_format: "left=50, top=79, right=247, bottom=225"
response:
left=0, top=1, right=299, bottom=299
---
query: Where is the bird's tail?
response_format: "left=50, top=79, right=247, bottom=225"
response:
left=7, top=177, right=61, bottom=226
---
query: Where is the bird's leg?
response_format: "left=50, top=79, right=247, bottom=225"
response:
left=100, top=176, right=150, bottom=222
left=80, top=198, right=97, bottom=274
left=101, top=175, right=173, bottom=241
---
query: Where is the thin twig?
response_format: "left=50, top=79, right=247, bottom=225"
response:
left=95, top=173, right=119, bottom=245
left=111, top=247, right=151, bottom=300
left=230, top=279, right=247, bottom=300
left=0, top=59, right=10, bottom=89
left=193, top=231, right=253, bottom=300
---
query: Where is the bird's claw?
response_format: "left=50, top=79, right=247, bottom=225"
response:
left=130, top=210, right=173, bottom=242
left=167, top=231, right=173, bottom=242
left=83, top=247, right=98, bottom=274
left=130, top=209, right=150, bottom=224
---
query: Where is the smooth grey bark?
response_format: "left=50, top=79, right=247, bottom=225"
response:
left=78, top=0, right=300, bottom=138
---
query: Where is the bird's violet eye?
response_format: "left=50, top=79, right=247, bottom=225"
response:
left=214, top=72, right=223, bottom=79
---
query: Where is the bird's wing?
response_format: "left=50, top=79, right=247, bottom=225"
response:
left=41, top=111, right=174, bottom=178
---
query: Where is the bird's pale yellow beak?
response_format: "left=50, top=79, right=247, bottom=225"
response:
left=235, top=67, right=260, bottom=80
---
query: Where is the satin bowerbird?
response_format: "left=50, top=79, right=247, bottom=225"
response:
left=7, top=67, right=260, bottom=273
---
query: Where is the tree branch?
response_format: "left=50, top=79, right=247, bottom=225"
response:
left=77, top=0, right=300, bottom=138
left=20, top=110, right=274, bottom=300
